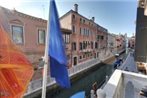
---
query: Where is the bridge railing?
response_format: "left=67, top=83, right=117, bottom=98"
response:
left=68, top=58, right=100, bottom=76
left=24, top=58, right=100, bottom=96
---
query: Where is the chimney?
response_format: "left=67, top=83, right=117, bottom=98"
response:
left=138, top=0, right=146, bottom=8
left=12, top=8, right=17, bottom=13
left=74, top=4, right=78, bottom=13
left=92, top=17, right=95, bottom=22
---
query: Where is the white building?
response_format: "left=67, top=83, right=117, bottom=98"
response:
left=107, top=33, right=117, bottom=53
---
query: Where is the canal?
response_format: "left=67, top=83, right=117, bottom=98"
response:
left=24, top=52, right=126, bottom=98
left=46, top=61, right=114, bottom=98
left=25, top=56, right=119, bottom=98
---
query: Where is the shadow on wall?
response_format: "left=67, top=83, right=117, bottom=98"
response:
left=99, top=70, right=123, bottom=98
left=125, top=81, right=134, bottom=98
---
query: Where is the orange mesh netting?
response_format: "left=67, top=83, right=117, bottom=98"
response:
left=0, top=26, right=34, bottom=98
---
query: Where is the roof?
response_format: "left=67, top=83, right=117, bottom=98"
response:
left=0, top=6, right=47, bottom=23
left=60, top=9, right=108, bottom=33
left=0, top=6, right=70, bottom=33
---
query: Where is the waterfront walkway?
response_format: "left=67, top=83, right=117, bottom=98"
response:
left=119, top=52, right=138, bottom=73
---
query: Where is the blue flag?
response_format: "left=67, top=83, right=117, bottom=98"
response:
left=48, top=0, right=71, bottom=88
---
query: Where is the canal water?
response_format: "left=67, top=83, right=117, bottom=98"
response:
left=46, top=63, right=113, bottom=98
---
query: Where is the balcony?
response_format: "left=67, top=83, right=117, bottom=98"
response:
left=97, top=70, right=147, bottom=98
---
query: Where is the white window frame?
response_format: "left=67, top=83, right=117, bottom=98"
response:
left=38, top=29, right=46, bottom=44
left=11, top=24, right=24, bottom=44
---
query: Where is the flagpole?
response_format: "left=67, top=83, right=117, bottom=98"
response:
left=42, top=1, right=51, bottom=98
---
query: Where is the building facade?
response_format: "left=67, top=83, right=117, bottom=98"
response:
left=107, top=33, right=117, bottom=52
left=0, top=4, right=109, bottom=68
left=128, top=36, right=135, bottom=49
left=135, top=0, right=147, bottom=74
left=135, top=0, right=147, bottom=63
left=60, top=4, right=108, bottom=67
left=0, top=6, right=72, bottom=68
left=115, top=34, right=126, bottom=53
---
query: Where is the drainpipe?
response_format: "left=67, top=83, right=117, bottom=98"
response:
left=71, top=47, right=72, bottom=67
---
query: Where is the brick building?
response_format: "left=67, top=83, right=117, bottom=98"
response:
left=60, top=4, right=108, bottom=66
left=0, top=4, right=108, bottom=69
left=107, top=33, right=117, bottom=52
left=0, top=6, right=72, bottom=68
left=115, top=34, right=126, bottom=53
left=0, top=5, right=109, bottom=80
left=128, top=36, right=135, bottom=49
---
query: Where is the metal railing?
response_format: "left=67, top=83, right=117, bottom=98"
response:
left=68, top=58, right=100, bottom=76
left=24, top=58, right=101, bottom=96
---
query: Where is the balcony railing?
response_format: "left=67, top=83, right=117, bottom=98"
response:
left=96, top=70, right=147, bottom=98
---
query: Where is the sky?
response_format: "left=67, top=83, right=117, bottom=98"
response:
left=0, top=0, right=137, bottom=37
